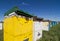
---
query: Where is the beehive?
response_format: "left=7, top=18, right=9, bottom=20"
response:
left=0, top=21, right=3, bottom=30
left=42, top=20, right=50, bottom=31
left=50, top=21, right=58, bottom=27
left=4, top=7, right=33, bottom=41
left=33, top=16, right=43, bottom=41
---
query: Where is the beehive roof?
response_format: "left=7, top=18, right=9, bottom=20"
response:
left=43, top=20, right=51, bottom=22
left=33, top=16, right=43, bottom=21
left=4, top=7, right=33, bottom=18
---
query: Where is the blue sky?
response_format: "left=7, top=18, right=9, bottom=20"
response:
left=0, top=0, right=60, bottom=21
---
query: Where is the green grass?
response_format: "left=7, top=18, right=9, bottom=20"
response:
left=0, top=30, right=3, bottom=41
left=37, top=23, right=60, bottom=41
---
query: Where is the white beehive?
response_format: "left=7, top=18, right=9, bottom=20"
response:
left=33, top=16, right=44, bottom=41
left=33, top=21, right=43, bottom=41
left=42, top=22, right=49, bottom=31
left=0, top=21, right=3, bottom=30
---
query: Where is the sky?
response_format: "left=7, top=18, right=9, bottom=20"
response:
left=0, top=0, right=60, bottom=21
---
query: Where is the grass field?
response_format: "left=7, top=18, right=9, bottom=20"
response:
left=0, top=30, right=3, bottom=41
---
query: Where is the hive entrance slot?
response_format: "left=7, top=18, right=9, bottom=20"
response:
left=24, top=38, right=29, bottom=41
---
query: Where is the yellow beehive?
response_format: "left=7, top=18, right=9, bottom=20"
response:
left=4, top=7, right=33, bottom=41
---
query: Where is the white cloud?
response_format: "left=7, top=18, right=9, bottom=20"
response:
left=21, top=2, right=29, bottom=5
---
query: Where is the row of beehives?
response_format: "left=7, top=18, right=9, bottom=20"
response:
left=3, top=7, right=59, bottom=41
left=33, top=16, right=58, bottom=41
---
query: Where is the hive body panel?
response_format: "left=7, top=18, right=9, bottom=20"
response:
left=4, top=15, right=33, bottom=41
left=33, top=21, right=43, bottom=41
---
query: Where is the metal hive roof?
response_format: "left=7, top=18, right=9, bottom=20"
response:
left=4, top=6, right=33, bottom=18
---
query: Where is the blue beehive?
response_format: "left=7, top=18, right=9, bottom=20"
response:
left=48, top=21, right=58, bottom=30
left=49, top=21, right=58, bottom=27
